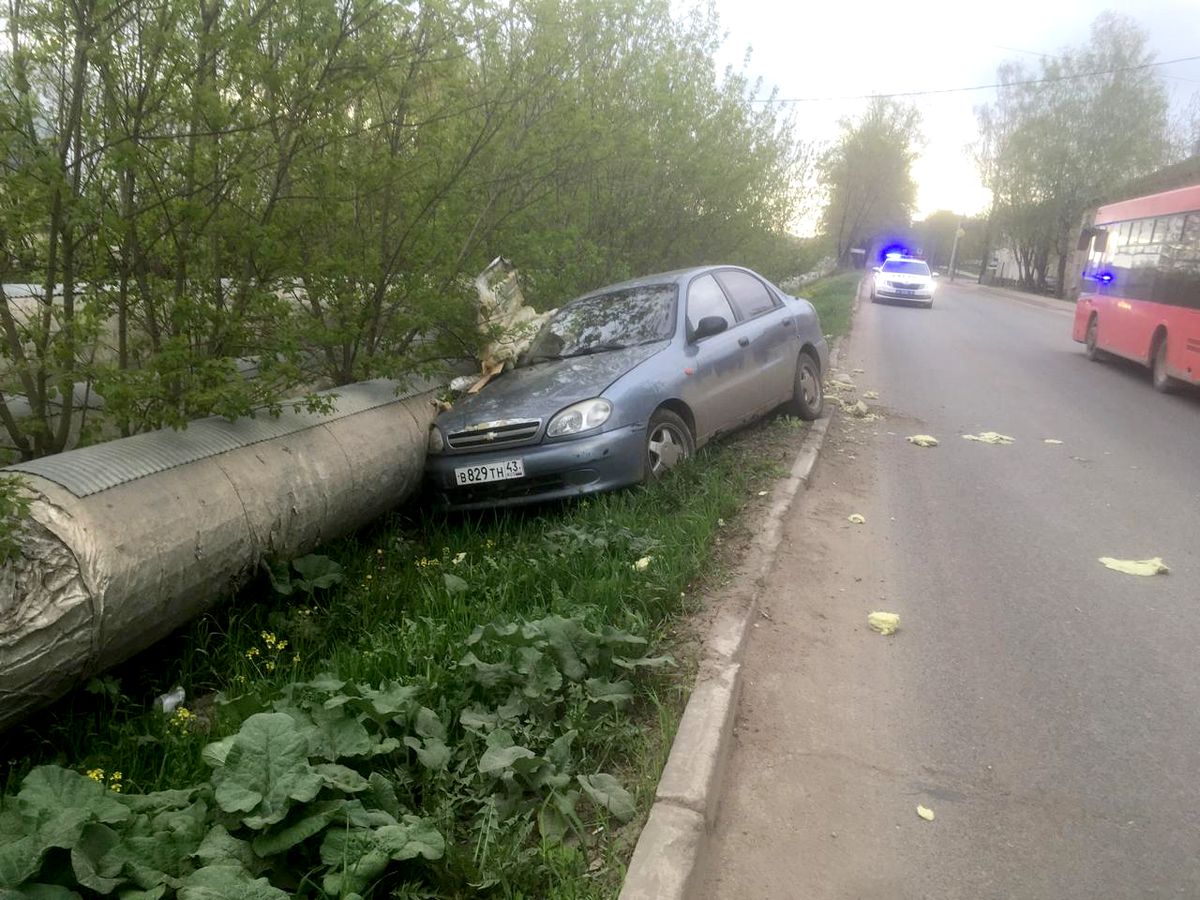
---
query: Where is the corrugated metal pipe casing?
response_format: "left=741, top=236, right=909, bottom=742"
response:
left=0, top=379, right=437, bottom=731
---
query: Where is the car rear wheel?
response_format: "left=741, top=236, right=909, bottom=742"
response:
left=644, top=409, right=694, bottom=481
left=787, top=352, right=824, bottom=421
left=1084, top=314, right=1104, bottom=361
left=1152, top=334, right=1177, bottom=393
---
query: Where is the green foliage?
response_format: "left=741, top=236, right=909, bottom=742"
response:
left=798, top=272, right=860, bottom=340
left=820, top=98, right=921, bottom=265
left=0, top=0, right=809, bottom=458
left=975, top=12, right=1171, bottom=294
left=0, top=476, right=30, bottom=565
left=0, top=418, right=801, bottom=894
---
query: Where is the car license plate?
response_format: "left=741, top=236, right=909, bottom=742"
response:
left=454, top=458, right=524, bottom=486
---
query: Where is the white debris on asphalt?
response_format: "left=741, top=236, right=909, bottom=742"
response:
left=848, top=514, right=866, bottom=525
left=1043, top=439, right=1063, bottom=444
left=1098, top=557, right=1169, bottom=577
left=962, top=432, right=1015, bottom=445
left=867, top=611, right=900, bottom=635
left=906, top=435, right=939, bottom=447
left=917, top=805, right=935, bottom=822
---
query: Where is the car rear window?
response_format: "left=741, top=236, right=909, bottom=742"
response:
left=881, top=260, right=930, bottom=275
left=714, top=270, right=778, bottom=319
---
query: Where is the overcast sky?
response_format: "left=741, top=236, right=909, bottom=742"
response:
left=705, top=0, right=1200, bottom=232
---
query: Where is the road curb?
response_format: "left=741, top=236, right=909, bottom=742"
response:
left=619, top=341, right=843, bottom=900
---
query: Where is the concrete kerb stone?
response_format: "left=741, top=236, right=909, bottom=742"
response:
left=618, top=338, right=844, bottom=900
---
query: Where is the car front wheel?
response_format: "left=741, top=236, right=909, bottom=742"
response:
left=644, top=409, right=694, bottom=481
left=787, top=352, right=824, bottom=420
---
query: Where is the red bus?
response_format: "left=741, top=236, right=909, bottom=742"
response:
left=1072, top=183, right=1200, bottom=391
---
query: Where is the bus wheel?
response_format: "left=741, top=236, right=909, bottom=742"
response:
left=1084, top=315, right=1104, bottom=361
left=1152, top=334, right=1177, bottom=394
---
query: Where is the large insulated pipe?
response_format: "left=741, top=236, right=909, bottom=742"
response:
left=0, top=379, right=438, bottom=731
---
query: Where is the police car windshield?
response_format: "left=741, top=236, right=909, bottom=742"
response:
left=881, top=259, right=930, bottom=275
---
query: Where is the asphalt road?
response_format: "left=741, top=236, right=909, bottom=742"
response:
left=702, top=279, right=1200, bottom=899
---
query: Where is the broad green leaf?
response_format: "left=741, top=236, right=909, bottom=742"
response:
left=516, top=648, right=563, bottom=699
left=201, top=737, right=236, bottom=770
left=479, top=744, right=536, bottom=776
left=118, top=887, right=167, bottom=900
left=0, top=886, right=81, bottom=900
left=0, top=834, right=42, bottom=887
left=366, top=774, right=400, bottom=820
left=577, top=774, right=636, bottom=822
left=251, top=800, right=345, bottom=857
left=177, top=864, right=290, bottom=900
left=537, top=803, right=569, bottom=844
left=319, top=818, right=444, bottom=896
left=118, top=789, right=198, bottom=815
left=261, top=559, right=293, bottom=596
left=193, top=826, right=262, bottom=874
left=18, top=767, right=131, bottom=850
left=303, top=673, right=347, bottom=695
left=313, top=764, right=369, bottom=794
left=442, top=572, right=468, bottom=595
left=611, top=655, right=675, bottom=671
left=458, top=706, right=498, bottom=731
left=464, top=622, right=520, bottom=646
left=356, top=682, right=418, bottom=718
left=211, top=713, right=323, bottom=829
left=537, top=616, right=587, bottom=681
left=304, top=710, right=369, bottom=763
left=403, top=737, right=451, bottom=771
left=546, top=730, right=578, bottom=771
left=414, top=707, right=445, bottom=741
left=291, top=554, right=344, bottom=590
left=70, top=822, right=126, bottom=894
left=457, top=652, right=513, bottom=688
left=584, top=677, right=634, bottom=707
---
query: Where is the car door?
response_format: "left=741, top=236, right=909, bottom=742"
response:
left=713, top=269, right=797, bottom=407
left=679, top=273, right=754, bottom=441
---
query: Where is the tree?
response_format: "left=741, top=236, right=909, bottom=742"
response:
left=819, top=98, right=920, bottom=265
left=976, top=13, right=1170, bottom=295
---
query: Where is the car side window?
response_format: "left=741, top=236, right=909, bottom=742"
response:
left=686, top=275, right=737, bottom=334
left=714, top=270, right=778, bottom=320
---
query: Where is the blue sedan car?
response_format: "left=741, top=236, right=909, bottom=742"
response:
left=425, top=265, right=828, bottom=509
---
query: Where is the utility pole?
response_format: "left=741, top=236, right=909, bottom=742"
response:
left=948, top=219, right=965, bottom=282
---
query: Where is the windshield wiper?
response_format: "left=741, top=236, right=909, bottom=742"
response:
left=558, top=341, right=631, bottom=359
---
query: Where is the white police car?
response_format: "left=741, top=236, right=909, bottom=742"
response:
left=870, top=256, right=937, bottom=308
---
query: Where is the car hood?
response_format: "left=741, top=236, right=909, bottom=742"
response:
left=436, top=343, right=666, bottom=433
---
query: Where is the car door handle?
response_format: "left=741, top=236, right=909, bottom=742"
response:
left=738, top=336, right=750, bottom=347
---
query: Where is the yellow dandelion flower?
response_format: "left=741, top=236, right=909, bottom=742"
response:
left=277, top=639, right=288, bottom=651
left=86, top=768, right=104, bottom=782
left=110, top=783, right=122, bottom=792
left=111, top=771, right=122, bottom=781
left=293, top=653, right=301, bottom=664
left=266, top=660, right=276, bottom=672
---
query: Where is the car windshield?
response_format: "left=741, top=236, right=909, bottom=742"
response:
left=523, top=284, right=677, bottom=363
left=881, top=259, right=930, bottom=275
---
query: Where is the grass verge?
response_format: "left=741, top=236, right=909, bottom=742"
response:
left=801, top=270, right=861, bottom=339
left=0, top=412, right=823, bottom=898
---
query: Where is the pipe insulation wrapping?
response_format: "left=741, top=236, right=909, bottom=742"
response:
left=0, top=379, right=438, bottom=731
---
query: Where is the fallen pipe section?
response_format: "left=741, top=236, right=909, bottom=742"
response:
left=0, top=378, right=438, bottom=731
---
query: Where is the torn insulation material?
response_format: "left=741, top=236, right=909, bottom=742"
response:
left=868, top=612, right=900, bottom=635
left=963, top=432, right=1015, bottom=445
left=848, top=514, right=866, bottom=525
left=906, top=435, right=939, bottom=447
left=1098, top=557, right=1169, bottom=577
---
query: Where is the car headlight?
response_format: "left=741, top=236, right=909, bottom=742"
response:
left=427, top=426, right=445, bottom=453
left=547, top=398, right=612, bottom=438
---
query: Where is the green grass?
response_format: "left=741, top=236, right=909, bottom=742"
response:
left=0, top=415, right=810, bottom=898
left=801, top=270, right=861, bottom=339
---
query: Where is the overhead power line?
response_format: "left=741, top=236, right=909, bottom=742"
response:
left=755, top=53, right=1200, bottom=104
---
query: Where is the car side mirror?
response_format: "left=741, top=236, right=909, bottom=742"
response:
left=871, top=266, right=882, bottom=273
left=931, top=272, right=940, bottom=278
left=692, top=316, right=728, bottom=341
